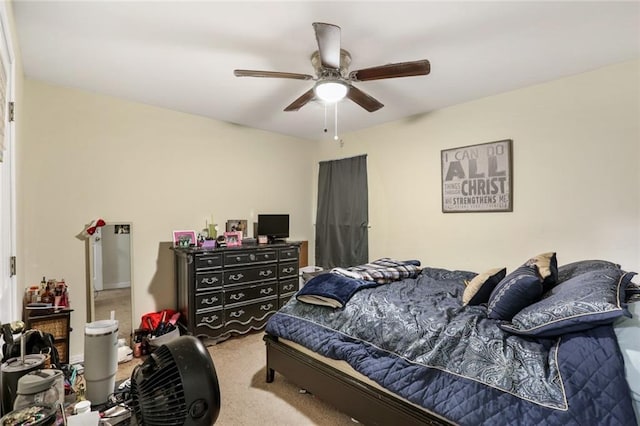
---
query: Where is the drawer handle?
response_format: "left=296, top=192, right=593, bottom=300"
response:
left=259, top=270, right=273, bottom=277
left=250, top=254, right=256, bottom=261
left=207, top=259, right=214, bottom=265
left=283, top=267, right=294, bottom=274
left=260, top=304, right=274, bottom=311
left=236, top=256, right=242, bottom=262
left=230, top=293, right=245, bottom=301
left=229, top=273, right=244, bottom=281
left=229, top=310, right=245, bottom=318
left=265, top=254, right=270, bottom=259
left=260, top=288, right=274, bottom=295
left=283, top=251, right=291, bottom=256
left=201, top=297, right=219, bottom=305
left=202, top=315, right=219, bottom=324
left=283, top=284, right=294, bottom=291
left=202, top=277, right=219, bottom=285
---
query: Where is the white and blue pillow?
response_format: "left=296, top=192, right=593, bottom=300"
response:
left=500, top=269, right=635, bottom=337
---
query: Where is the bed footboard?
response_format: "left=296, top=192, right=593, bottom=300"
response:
left=263, top=333, right=452, bottom=426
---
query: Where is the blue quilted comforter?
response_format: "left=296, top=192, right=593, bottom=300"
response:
left=265, top=267, right=636, bottom=425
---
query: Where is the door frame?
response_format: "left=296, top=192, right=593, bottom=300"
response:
left=0, top=3, right=17, bottom=325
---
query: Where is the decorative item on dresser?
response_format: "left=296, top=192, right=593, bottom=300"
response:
left=172, top=241, right=300, bottom=342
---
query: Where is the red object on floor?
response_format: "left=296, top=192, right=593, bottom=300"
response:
left=140, top=309, right=177, bottom=331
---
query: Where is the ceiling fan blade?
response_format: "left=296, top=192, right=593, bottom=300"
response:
left=234, top=69, right=314, bottom=80
left=284, top=89, right=315, bottom=111
left=349, top=60, right=430, bottom=81
left=312, top=22, right=341, bottom=69
left=346, top=85, right=384, bottom=112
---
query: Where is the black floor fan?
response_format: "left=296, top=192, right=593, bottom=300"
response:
left=129, top=335, right=220, bottom=425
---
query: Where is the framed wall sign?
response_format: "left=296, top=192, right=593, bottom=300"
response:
left=441, top=139, right=513, bottom=213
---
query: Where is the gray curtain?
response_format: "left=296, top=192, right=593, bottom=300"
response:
left=315, top=155, right=368, bottom=269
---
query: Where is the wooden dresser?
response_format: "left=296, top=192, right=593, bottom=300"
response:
left=172, top=242, right=300, bottom=341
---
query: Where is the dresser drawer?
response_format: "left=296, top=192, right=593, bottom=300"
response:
left=279, top=294, right=295, bottom=308
left=225, top=299, right=278, bottom=326
left=225, top=282, right=278, bottom=306
left=224, top=250, right=277, bottom=267
left=279, top=247, right=299, bottom=261
left=224, top=264, right=277, bottom=285
left=195, top=271, right=223, bottom=291
left=195, top=253, right=223, bottom=270
left=195, top=291, right=223, bottom=312
left=279, top=278, right=298, bottom=295
left=195, top=308, right=224, bottom=330
left=279, top=261, right=299, bottom=279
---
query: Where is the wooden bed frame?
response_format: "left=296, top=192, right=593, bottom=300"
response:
left=264, top=334, right=453, bottom=426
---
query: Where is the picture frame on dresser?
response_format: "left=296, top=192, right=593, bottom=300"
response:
left=172, top=230, right=197, bottom=247
left=224, top=231, right=242, bottom=247
left=226, top=219, right=248, bottom=237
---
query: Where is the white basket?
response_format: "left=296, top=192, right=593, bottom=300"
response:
left=148, top=327, right=180, bottom=349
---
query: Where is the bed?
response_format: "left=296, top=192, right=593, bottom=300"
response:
left=264, top=255, right=638, bottom=425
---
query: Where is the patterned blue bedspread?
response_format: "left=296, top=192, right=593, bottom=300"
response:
left=265, top=267, right=636, bottom=425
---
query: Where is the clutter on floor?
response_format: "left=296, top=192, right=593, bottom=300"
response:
left=1, top=309, right=203, bottom=425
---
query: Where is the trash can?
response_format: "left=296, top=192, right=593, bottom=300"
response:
left=1, top=354, right=46, bottom=415
left=299, top=266, right=324, bottom=288
left=84, top=320, right=118, bottom=405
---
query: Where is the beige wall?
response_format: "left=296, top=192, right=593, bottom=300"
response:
left=314, top=60, right=640, bottom=274
left=18, top=80, right=315, bottom=358
left=14, top=49, right=639, bottom=359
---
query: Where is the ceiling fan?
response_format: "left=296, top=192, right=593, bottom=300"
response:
left=234, top=22, right=430, bottom=113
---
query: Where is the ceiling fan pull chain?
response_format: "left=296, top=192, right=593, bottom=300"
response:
left=323, top=104, right=328, bottom=133
left=335, top=103, right=340, bottom=141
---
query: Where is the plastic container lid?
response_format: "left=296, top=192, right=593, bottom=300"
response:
left=16, top=369, right=62, bottom=395
left=2, top=354, right=46, bottom=372
left=84, top=319, right=118, bottom=336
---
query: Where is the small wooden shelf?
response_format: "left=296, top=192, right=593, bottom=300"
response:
left=24, top=309, right=73, bottom=364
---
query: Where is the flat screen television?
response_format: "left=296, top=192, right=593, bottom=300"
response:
left=257, top=214, right=289, bottom=243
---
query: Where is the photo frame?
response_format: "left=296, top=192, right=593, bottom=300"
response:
left=114, top=224, right=130, bottom=234
left=172, top=230, right=197, bottom=247
left=226, top=219, right=248, bottom=237
left=441, top=139, right=513, bottom=213
left=224, top=231, right=243, bottom=247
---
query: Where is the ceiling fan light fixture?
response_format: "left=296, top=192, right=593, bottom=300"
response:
left=314, top=80, right=348, bottom=103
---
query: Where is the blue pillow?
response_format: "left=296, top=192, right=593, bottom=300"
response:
left=487, top=263, right=544, bottom=321
left=557, top=259, right=621, bottom=284
left=500, top=269, right=635, bottom=337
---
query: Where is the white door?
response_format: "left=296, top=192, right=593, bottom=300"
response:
left=0, top=4, right=17, bottom=325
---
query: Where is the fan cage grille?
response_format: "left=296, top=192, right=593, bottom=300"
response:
left=130, top=344, right=188, bottom=425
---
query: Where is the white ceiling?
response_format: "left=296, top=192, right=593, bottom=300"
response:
left=12, top=1, right=640, bottom=142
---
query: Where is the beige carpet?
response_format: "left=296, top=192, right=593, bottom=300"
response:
left=115, top=331, right=355, bottom=425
